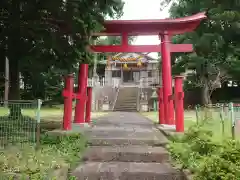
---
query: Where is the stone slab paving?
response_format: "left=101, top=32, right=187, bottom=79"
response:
left=72, top=112, right=186, bottom=180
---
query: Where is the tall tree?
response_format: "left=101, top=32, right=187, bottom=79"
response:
left=0, top=0, right=124, bottom=100
left=169, top=0, right=240, bottom=104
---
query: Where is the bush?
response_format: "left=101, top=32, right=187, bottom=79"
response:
left=167, top=122, right=240, bottom=180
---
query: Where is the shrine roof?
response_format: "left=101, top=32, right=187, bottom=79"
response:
left=92, top=12, right=207, bottom=36
left=113, top=52, right=156, bottom=60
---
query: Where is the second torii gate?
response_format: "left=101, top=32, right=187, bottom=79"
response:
left=89, top=12, right=207, bottom=126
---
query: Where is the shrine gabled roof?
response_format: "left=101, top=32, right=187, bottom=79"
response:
left=113, top=52, right=156, bottom=60
left=92, top=12, right=207, bottom=36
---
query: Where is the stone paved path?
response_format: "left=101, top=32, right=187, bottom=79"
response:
left=72, top=112, right=186, bottom=180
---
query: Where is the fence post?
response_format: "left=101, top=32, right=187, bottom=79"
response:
left=195, top=105, right=199, bottom=124
left=158, top=87, right=165, bottom=124
left=229, top=102, right=235, bottom=139
left=85, top=87, right=93, bottom=123
left=219, top=105, right=224, bottom=135
left=174, top=76, right=184, bottom=132
left=36, top=99, right=42, bottom=148
left=74, top=64, right=88, bottom=124
left=62, top=74, right=74, bottom=130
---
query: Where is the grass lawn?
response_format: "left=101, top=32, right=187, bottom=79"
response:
left=0, top=106, right=108, bottom=131
left=0, top=133, right=87, bottom=178
left=141, top=111, right=196, bottom=129
left=0, top=105, right=92, bottom=178
left=141, top=110, right=237, bottom=142
left=0, top=107, right=108, bottom=120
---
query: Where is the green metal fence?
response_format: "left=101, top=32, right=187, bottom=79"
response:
left=195, top=103, right=240, bottom=139
left=0, top=100, right=42, bottom=148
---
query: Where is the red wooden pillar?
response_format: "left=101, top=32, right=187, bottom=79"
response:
left=62, top=74, right=74, bottom=130
left=160, top=32, right=174, bottom=125
left=85, top=87, right=92, bottom=123
left=158, top=87, right=165, bottom=124
left=174, top=76, right=184, bottom=132
left=74, top=64, right=89, bottom=124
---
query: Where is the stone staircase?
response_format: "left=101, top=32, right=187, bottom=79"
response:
left=113, top=87, right=138, bottom=112
left=71, top=112, right=187, bottom=180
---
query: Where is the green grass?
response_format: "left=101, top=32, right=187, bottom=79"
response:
left=0, top=106, right=108, bottom=146
left=0, top=133, right=87, bottom=179
left=0, top=107, right=108, bottom=120
left=141, top=110, right=237, bottom=142
left=0, top=105, right=91, bottom=178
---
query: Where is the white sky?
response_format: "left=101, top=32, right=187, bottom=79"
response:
left=120, top=0, right=170, bottom=58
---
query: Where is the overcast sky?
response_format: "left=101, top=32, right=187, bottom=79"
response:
left=120, top=0, right=170, bottom=57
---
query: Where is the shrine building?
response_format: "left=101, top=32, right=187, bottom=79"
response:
left=98, top=52, right=161, bottom=87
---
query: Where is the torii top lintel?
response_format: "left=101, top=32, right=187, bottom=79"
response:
left=92, top=12, right=207, bottom=36
left=90, top=12, right=207, bottom=52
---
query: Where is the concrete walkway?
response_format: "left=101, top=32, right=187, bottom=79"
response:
left=72, top=112, right=186, bottom=180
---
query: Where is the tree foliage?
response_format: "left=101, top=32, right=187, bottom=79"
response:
left=169, top=0, right=240, bottom=104
left=0, top=0, right=124, bottom=100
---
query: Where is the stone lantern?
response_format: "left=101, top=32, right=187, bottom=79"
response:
left=150, top=88, right=158, bottom=111
left=102, top=96, right=109, bottom=111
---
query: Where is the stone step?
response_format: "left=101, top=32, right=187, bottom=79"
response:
left=115, top=102, right=137, bottom=106
left=83, top=146, right=169, bottom=163
left=115, top=103, right=137, bottom=105
left=71, top=162, right=185, bottom=180
left=115, top=100, right=136, bottom=103
left=118, top=93, right=137, bottom=95
left=114, top=106, right=137, bottom=109
left=114, top=107, right=137, bottom=109
left=115, top=99, right=137, bottom=102
left=90, top=123, right=154, bottom=129
left=87, top=136, right=167, bottom=146
left=84, top=131, right=157, bottom=138
left=87, top=129, right=166, bottom=139
left=113, top=108, right=137, bottom=111
left=118, top=90, right=138, bottom=93
left=114, top=103, right=137, bottom=106
left=116, top=98, right=137, bottom=102
left=84, top=126, right=154, bottom=133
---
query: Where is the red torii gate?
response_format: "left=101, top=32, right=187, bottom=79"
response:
left=62, top=12, right=207, bottom=132
left=90, top=12, right=207, bottom=126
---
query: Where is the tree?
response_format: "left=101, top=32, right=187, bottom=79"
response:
left=95, top=36, right=136, bottom=60
left=169, top=0, right=240, bottom=104
left=93, top=36, right=136, bottom=76
left=0, top=0, right=124, bottom=101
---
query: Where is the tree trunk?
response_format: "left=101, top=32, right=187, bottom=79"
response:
left=8, top=0, right=20, bottom=101
left=8, top=57, right=20, bottom=100
left=4, top=56, right=9, bottom=107
left=202, top=77, right=212, bottom=120
left=8, top=0, right=21, bottom=118
left=8, top=51, right=21, bottom=119
left=202, top=84, right=211, bottom=105
left=201, top=77, right=212, bottom=105
left=88, top=65, right=93, bottom=78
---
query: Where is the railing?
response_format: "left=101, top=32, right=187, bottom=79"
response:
left=88, top=78, right=121, bottom=87
left=88, top=75, right=163, bottom=88
left=112, top=87, right=120, bottom=110
left=139, top=77, right=161, bottom=88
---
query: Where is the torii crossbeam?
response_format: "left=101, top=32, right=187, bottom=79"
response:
left=90, top=12, right=207, bottom=125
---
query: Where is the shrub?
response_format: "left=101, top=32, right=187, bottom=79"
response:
left=0, top=133, right=87, bottom=179
left=195, top=155, right=240, bottom=180
left=168, top=121, right=240, bottom=180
